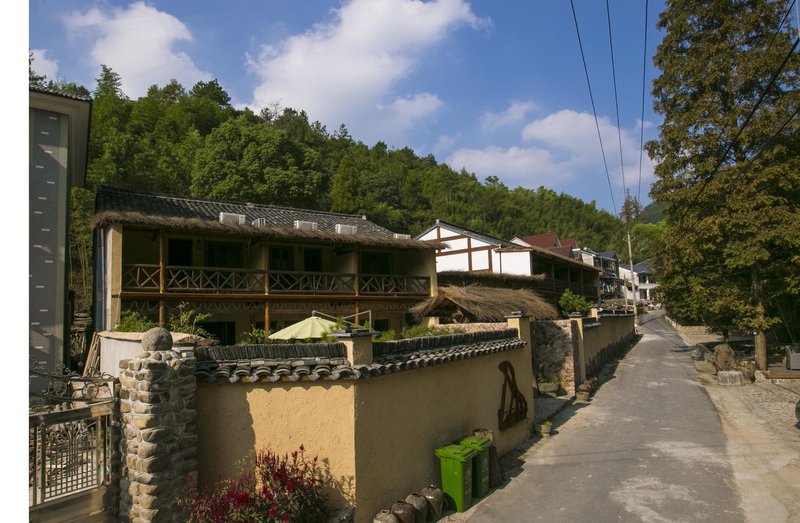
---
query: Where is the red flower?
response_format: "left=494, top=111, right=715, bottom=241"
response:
left=281, top=513, right=290, bottom=522
left=233, top=491, right=250, bottom=507
left=268, top=505, right=278, bottom=518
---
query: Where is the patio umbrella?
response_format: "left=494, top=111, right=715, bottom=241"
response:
left=267, top=316, right=338, bottom=340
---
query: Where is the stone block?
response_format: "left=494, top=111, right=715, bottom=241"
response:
left=137, top=381, right=167, bottom=393
left=128, top=360, right=142, bottom=371
left=140, top=428, right=170, bottom=443
left=717, top=370, right=745, bottom=386
left=138, top=494, right=158, bottom=510
left=137, top=441, right=159, bottom=459
left=132, top=414, right=161, bottom=430
left=132, top=401, right=169, bottom=415
left=141, top=360, right=168, bottom=372
left=176, top=409, right=196, bottom=424
left=138, top=455, right=169, bottom=474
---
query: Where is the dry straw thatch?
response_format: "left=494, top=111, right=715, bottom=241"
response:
left=411, top=285, right=558, bottom=322
left=93, top=211, right=445, bottom=250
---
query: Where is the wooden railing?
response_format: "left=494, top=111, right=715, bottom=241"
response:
left=167, top=266, right=265, bottom=293
left=268, top=271, right=355, bottom=294
left=122, top=265, right=430, bottom=296
left=359, top=274, right=430, bottom=295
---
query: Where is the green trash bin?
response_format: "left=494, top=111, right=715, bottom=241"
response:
left=457, top=436, right=492, bottom=498
left=434, top=444, right=478, bottom=512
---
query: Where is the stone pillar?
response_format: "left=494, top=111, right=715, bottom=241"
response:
left=330, top=328, right=374, bottom=365
left=570, top=312, right=585, bottom=386
left=118, top=328, right=197, bottom=522
left=590, top=306, right=599, bottom=319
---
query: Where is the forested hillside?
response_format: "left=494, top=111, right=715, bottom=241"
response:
left=34, top=65, right=654, bottom=312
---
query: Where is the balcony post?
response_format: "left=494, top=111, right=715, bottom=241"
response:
left=158, top=229, right=166, bottom=325
left=263, top=240, right=270, bottom=295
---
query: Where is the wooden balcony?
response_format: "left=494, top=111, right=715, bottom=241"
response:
left=268, top=270, right=355, bottom=294
left=359, top=274, right=430, bottom=295
left=121, top=264, right=430, bottom=297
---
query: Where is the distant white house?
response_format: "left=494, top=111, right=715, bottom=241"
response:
left=618, top=259, right=659, bottom=303
left=415, top=219, right=600, bottom=304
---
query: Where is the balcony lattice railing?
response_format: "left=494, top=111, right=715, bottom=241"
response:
left=269, top=271, right=355, bottom=294
left=166, top=266, right=265, bottom=293
left=122, top=265, right=430, bottom=296
left=359, top=274, right=430, bottom=295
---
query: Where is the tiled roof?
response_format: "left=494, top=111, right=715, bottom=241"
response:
left=95, top=186, right=396, bottom=237
left=30, top=83, right=92, bottom=102
left=518, top=232, right=559, bottom=248
left=194, top=330, right=525, bottom=383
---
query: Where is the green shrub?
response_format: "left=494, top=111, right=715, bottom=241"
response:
left=168, top=302, right=214, bottom=338
left=373, top=329, right=397, bottom=342
left=400, top=324, right=451, bottom=339
left=238, top=328, right=272, bottom=345
left=558, top=289, right=592, bottom=318
left=114, top=310, right=156, bottom=332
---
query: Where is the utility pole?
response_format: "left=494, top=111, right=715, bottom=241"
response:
left=626, top=231, right=638, bottom=330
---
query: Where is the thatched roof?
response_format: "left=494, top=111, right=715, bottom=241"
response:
left=94, top=211, right=444, bottom=250
left=411, top=285, right=558, bottom=322
left=93, top=186, right=446, bottom=250
left=438, top=270, right=545, bottom=289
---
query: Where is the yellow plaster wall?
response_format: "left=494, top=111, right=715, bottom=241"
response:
left=582, top=315, right=635, bottom=363
left=195, top=381, right=357, bottom=509
left=351, top=345, right=533, bottom=521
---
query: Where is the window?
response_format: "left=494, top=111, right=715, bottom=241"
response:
left=205, top=241, right=243, bottom=268
left=361, top=252, right=392, bottom=274
left=168, top=238, right=193, bottom=266
left=373, top=319, right=390, bottom=332
left=304, top=248, right=323, bottom=272
left=270, top=246, right=294, bottom=271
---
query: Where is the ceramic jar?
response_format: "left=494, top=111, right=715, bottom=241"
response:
left=420, top=484, right=444, bottom=520
left=373, top=509, right=400, bottom=523
left=405, top=492, right=428, bottom=523
left=391, top=500, right=415, bottom=523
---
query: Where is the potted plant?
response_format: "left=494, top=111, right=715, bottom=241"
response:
left=539, top=420, right=552, bottom=437
left=537, top=376, right=559, bottom=395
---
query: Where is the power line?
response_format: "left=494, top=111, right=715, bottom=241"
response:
left=570, top=0, right=617, bottom=216
left=605, top=0, right=627, bottom=205
left=636, top=0, right=649, bottom=211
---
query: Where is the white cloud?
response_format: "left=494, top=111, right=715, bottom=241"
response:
left=521, top=109, right=655, bottom=190
left=480, top=100, right=536, bottom=130
left=30, top=49, right=59, bottom=81
left=64, top=2, right=211, bottom=98
left=448, top=108, right=655, bottom=196
left=447, top=145, right=564, bottom=185
left=247, top=0, right=486, bottom=143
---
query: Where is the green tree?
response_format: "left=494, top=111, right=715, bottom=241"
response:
left=191, top=116, right=327, bottom=208
left=647, top=0, right=800, bottom=368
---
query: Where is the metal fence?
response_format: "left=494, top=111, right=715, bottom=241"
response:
left=29, top=400, right=114, bottom=507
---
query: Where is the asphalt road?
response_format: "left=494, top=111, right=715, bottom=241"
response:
left=454, top=311, right=745, bottom=522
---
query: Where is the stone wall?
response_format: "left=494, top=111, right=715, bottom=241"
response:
left=532, top=320, right=575, bottom=392
left=118, top=328, right=197, bottom=522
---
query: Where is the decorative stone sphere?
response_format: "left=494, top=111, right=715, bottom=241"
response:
left=142, top=327, right=173, bottom=352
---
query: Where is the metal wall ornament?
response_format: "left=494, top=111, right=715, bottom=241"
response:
left=29, top=360, right=116, bottom=410
left=497, top=360, right=528, bottom=430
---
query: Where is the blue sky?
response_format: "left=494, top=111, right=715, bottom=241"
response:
left=29, top=0, right=666, bottom=214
